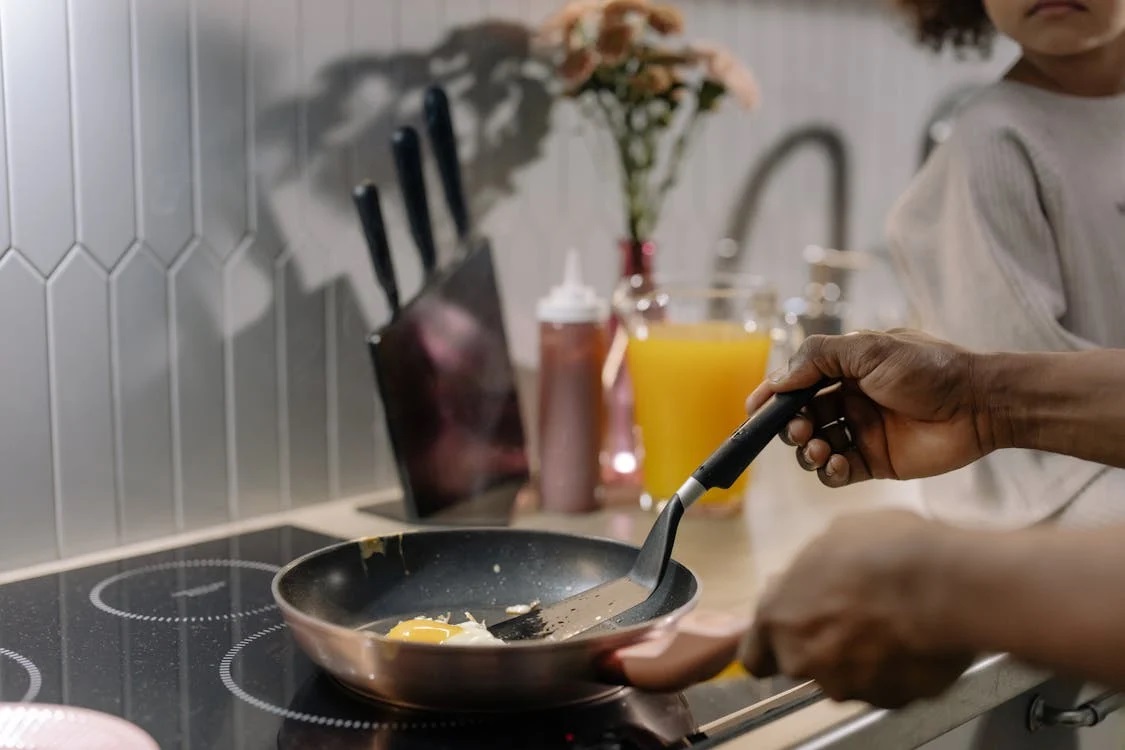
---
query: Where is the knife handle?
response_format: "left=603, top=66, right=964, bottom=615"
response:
left=351, top=180, right=400, bottom=315
left=423, top=86, right=470, bottom=241
left=692, top=379, right=834, bottom=491
left=391, top=126, right=437, bottom=277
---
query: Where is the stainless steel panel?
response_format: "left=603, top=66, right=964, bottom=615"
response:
left=280, top=254, right=328, bottom=507
left=134, top=0, right=193, bottom=264
left=227, top=239, right=281, bottom=519
left=69, top=0, right=135, bottom=270
left=48, top=249, right=117, bottom=555
left=171, top=243, right=228, bottom=529
left=0, top=0, right=75, bottom=275
left=196, top=0, right=249, bottom=258
left=0, top=252, right=56, bottom=565
left=112, top=244, right=175, bottom=542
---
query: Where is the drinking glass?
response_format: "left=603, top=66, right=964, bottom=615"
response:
left=618, top=275, right=792, bottom=516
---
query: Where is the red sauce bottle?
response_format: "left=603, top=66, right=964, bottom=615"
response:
left=537, top=250, right=608, bottom=513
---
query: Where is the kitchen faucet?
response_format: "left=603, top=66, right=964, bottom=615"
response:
left=714, top=123, right=853, bottom=335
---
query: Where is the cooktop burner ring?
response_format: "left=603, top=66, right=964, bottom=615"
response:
left=220, top=623, right=474, bottom=731
left=88, top=558, right=281, bottom=623
left=0, top=647, right=43, bottom=702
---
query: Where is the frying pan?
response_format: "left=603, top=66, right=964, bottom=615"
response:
left=273, top=528, right=749, bottom=711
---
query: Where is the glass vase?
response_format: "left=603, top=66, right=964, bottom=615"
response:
left=599, top=239, right=656, bottom=503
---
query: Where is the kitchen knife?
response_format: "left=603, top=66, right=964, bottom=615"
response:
left=352, top=180, right=400, bottom=316
left=423, top=85, right=471, bottom=242
left=488, top=380, right=834, bottom=642
left=391, top=126, right=438, bottom=279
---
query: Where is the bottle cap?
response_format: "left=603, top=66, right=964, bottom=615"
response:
left=537, top=249, right=607, bottom=323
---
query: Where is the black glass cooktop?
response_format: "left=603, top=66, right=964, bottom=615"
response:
left=0, top=526, right=817, bottom=749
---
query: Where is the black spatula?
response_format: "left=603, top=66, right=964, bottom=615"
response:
left=488, top=380, right=832, bottom=642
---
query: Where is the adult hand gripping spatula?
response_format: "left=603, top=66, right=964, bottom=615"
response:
left=488, top=379, right=832, bottom=642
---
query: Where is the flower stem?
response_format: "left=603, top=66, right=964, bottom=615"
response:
left=653, top=103, right=703, bottom=219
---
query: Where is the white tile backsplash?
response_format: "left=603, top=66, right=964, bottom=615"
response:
left=0, top=0, right=1012, bottom=566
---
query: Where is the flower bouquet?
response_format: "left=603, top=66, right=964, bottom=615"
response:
left=536, top=0, right=760, bottom=494
left=537, top=0, right=758, bottom=261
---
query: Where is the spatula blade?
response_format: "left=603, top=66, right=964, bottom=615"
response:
left=487, top=576, right=651, bottom=642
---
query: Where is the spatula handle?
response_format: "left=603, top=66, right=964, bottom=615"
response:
left=691, top=379, right=833, bottom=491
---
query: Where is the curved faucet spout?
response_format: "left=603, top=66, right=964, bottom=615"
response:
left=716, top=123, right=850, bottom=278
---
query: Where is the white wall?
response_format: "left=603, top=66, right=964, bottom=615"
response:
left=0, top=0, right=1013, bottom=566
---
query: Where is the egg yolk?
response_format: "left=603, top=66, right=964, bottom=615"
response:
left=385, top=618, right=464, bottom=644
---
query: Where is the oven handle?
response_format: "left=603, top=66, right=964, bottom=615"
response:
left=1027, top=690, right=1124, bottom=731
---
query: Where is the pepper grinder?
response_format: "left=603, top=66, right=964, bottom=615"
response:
left=537, top=249, right=608, bottom=513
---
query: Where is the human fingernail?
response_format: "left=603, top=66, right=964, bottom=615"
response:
left=824, top=459, right=836, bottom=478
left=798, top=447, right=814, bottom=470
left=767, top=364, right=788, bottom=383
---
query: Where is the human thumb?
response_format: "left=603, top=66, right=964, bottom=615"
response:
left=766, top=361, right=789, bottom=384
left=766, top=335, right=838, bottom=392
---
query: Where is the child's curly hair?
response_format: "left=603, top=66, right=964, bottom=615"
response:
left=893, top=0, right=995, bottom=53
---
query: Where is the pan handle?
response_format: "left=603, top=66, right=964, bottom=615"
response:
left=600, top=610, right=752, bottom=692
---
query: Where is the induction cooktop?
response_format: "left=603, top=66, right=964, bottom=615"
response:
left=0, top=525, right=819, bottom=749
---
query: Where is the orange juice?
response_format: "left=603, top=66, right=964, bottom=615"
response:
left=627, top=321, right=772, bottom=509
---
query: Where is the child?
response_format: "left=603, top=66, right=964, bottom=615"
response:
left=884, top=0, right=1125, bottom=528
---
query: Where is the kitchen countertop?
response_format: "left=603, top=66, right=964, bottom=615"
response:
left=0, top=440, right=1050, bottom=749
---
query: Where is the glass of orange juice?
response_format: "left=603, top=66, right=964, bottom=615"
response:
left=620, top=276, right=789, bottom=516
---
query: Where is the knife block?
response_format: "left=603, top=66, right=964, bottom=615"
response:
left=361, top=240, right=530, bottom=526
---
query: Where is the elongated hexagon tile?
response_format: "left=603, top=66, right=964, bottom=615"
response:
left=170, top=242, right=229, bottom=529
left=333, top=278, right=378, bottom=497
left=248, top=0, right=298, bottom=243
left=134, top=0, right=194, bottom=264
left=0, top=0, right=75, bottom=275
left=295, top=0, right=351, bottom=254
left=69, top=0, right=136, bottom=269
left=48, top=247, right=117, bottom=554
left=196, top=0, right=249, bottom=258
left=277, top=248, right=329, bottom=507
left=0, top=22, right=10, bottom=256
left=111, top=243, right=175, bottom=542
left=0, top=251, right=57, bottom=565
left=226, top=235, right=281, bottom=518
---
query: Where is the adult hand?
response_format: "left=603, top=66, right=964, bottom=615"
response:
left=746, top=329, right=993, bottom=488
left=741, top=510, right=975, bottom=708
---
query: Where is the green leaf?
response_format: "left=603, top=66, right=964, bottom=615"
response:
left=697, top=79, right=726, bottom=113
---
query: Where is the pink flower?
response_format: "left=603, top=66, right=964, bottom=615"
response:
left=603, top=0, right=652, bottom=22
left=559, top=47, right=599, bottom=91
left=539, top=0, right=602, bottom=45
left=596, top=21, right=635, bottom=65
left=630, top=65, right=676, bottom=96
left=692, top=43, right=760, bottom=109
left=647, top=4, right=684, bottom=35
